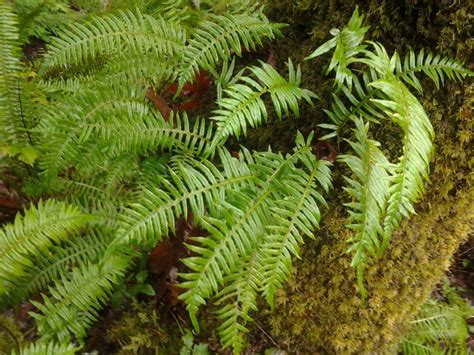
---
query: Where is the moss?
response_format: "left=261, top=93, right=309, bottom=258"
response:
left=104, top=301, right=184, bottom=354
left=252, top=0, right=474, bottom=352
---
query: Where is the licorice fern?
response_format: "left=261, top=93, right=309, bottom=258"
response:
left=307, top=7, right=473, bottom=293
left=0, top=200, right=92, bottom=298
left=211, top=60, right=316, bottom=144
left=0, top=3, right=472, bottom=353
left=178, top=13, right=284, bottom=87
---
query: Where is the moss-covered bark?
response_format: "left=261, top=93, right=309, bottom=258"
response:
left=258, top=0, right=473, bottom=352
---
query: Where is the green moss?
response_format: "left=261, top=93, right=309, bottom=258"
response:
left=254, top=0, right=474, bottom=352
left=105, top=301, right=184, bottom=354
left=0, top=315, right=22, bottom=354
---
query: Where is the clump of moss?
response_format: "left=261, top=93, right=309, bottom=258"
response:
left=105, top=301, right=184, bottom=354
left=255, top=0, right=473, bottom=352
left=0, top=315, right=22, bottom=354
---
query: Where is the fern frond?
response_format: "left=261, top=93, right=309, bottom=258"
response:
left=0, top=200, right=92, bottom=297
left=5, top=229, right=113, bottom=305
left=370, top=76, right=434, bottom=246
left=211, top=60, right=316, bottom=144
left=179, top=139, right=322, bottom=330
left=338, top=117, right=391, bottom=295
left=261, top=154, right=331, bottom=306
left=321, top=73, right=386, bottom=139
left=401, top=299, right=471, bottom=354
left=17, top=341, right=79, bottom=355
left=31, top=254, right=130, bottom=343
left=0, top=3, right=28, bottom=145
left=395, top=49, right=473, bottom=93
left=357, top=42, right=435, bottom=247
left=116, top=149, right=255, bottom=248
left=40, top=9, right=185, bottom=72
left=178, top=13, right=284, bottom=86
left=215, top=249, right=263, bottom=353
left=306, top=6, right=369, bottom=89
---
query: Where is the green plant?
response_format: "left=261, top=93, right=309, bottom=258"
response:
left=0, top=2, right=471, bottom=354
left=400, top=282, right=474, bottom=354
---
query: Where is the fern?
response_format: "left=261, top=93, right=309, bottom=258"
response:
left=338, top=117, right=391, bottom=295
left=306, top=6, right=369, bottom=90
left=401, top=299, right=472, bottom=354
left=211, top=60, right=316, bottom=144
left=0, top=2, right=32, bottom=148
left=395, top=49, right=473, bottom=93
left=0, top=200, right=92, bottom=298
left=4, top=229, right=113, bottom=306
left=31, top=253, right=130, bottom=342
left=40, top=9, right=185, bottom=72
left=17, top=341, right=79, bottom=355
left=178, top=13, right=284, bottom=87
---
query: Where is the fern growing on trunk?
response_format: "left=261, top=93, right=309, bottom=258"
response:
left=0, top=2, right=471, bottom=353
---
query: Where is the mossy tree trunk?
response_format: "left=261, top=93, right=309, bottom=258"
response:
left=259, top=0, right=473, bottom=352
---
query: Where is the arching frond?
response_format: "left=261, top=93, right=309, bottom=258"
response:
left=211, top=60, right=316, bottom=144
left=306, top=6, right=369, bottom=89
left=338, top=117, right=391, bottom=296
left=116, top=149, right=255, bottom=248
left=371, top=77, right=434, bottom=246
left=4, top=229, right=113, bottom=305
left=178, top=13, right=284, bottom=87
left=31, top=254, right=130, bottom=343
left=179, top=137, right=325, bottom=329
left=0, top=200, right=92, bottom=297
left=40, top=10, right=186, bottom=72
left=394, top=49, right=473, bottom=93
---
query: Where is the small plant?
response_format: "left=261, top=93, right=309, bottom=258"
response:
left=0, top=2, right=472, bottom=353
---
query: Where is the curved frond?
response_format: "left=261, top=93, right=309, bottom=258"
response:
left=178, top=13, right=284, bottom=86
left=370, top=76, right=434, bottom=245
left=31, top=254, right=129, bottom=343
left=4, top=229, right=113, bottom=305
left=211, top=60, right=316, bottom=144
left=116, top=149, right=255, bottom=248
left=0, top=200, right=92, bottom=297
left=338, top=117, right=391, bottom=295
left=40, top=10, right=186, bottom=72
left=395, top=49, right=473, bottom=93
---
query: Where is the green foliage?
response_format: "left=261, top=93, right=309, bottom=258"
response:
left=0, top=200, right=92, bottom=298
left=306, top=7, right=473, bottom=293
left=17, top=341, right=79, bottom=355
left=401, top=285, right=473, bottom=354
left=0, top=2, right=471, bottom=353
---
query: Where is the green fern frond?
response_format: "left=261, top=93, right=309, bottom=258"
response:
left=320, top=73, right=386, bottom=139
left=401, top=299, right=471, bottom=354
left=0, top=200, right=92, bottom=297
left=338, top=117, right=391, bottom=295
left=5, top=229, right=113, bottom=305
left=0, top=2, right=29, bottom=146
left=178, top=13, right=284, bottom=87
left=116, top=149, right=255, bottom=248
left=40, top=9, right=186, bottom=72
left=370, top=76, right=434, bottom=246
left=179, top=138, right=324, bottom=331
left=306, top=6, right=369, bottom=90
left=215, top=249, right=263, bottom=353
left=261, top=154, right=331, bottom=306
left=211, top=60, right=316, bottom=144
left=394, top=49, right=473, bottom=93
left=17, top=341, right=79, bottom=355
left=31, top=254, right=130, bottom=343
